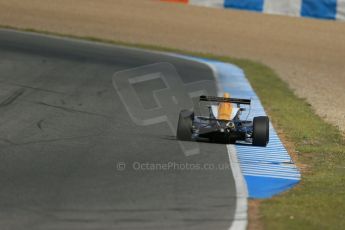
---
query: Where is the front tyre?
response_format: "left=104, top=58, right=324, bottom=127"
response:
left=252, top=116, right=269, bottom=147
left=176, top=110, right=194, bottom=141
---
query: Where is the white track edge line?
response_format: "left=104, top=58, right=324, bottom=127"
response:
left=227, top=145, right=249, bottom=230
left=197, top=58, right=248, bottom=230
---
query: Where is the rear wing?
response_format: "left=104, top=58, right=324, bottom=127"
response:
left=199, top=95, right=251, bottom=105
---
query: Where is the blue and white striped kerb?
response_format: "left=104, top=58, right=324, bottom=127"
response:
left=183, top=56, right=301, bottom=199
left=217, top=63, right=301, bottom=198
left=187, top=0, right=345, bottom=20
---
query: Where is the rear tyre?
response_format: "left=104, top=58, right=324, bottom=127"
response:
left=252, top=116, right=269, bottom=147
left=176, top=110, right=194, bottom=141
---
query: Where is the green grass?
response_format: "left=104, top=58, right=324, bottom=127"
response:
left=229, top=60, right=345, bottom=230
left=2, top=25, right=345, bottom=229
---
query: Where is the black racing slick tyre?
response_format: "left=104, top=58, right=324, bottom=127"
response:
left=252, top=116, right=269, bottom=147
left=176, top=110, right=194, bottom=141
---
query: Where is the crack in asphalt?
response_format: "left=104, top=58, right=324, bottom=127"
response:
left=35, top=101, right=112, bottom=119
left=0, top=133, right=106, bottom=147
left=0, top=88, right=25, bottom=107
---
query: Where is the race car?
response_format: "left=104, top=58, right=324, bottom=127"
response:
left=176, top=93, right=269, bottom=146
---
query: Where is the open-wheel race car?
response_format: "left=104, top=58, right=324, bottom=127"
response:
left=176, top=93, right=269, bottom=146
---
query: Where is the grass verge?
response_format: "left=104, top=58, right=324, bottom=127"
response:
left=1, top=26, right=345, bottom=229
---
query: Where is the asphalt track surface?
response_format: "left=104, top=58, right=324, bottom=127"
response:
left=0, top=30, right=237, bottom=230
